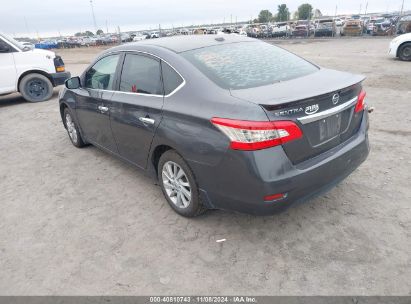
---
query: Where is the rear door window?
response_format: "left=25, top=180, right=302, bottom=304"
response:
left=119, top=54, right=163, bottom=95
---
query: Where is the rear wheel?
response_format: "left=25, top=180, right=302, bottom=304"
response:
left=398, top=43, right=411, bottom=61
left=158, top=150, right=206, bottom=217
left=19, top=73, right=53, bottom=102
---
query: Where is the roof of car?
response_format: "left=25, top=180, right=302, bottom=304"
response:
left=108, top=34, right=255, bottom=53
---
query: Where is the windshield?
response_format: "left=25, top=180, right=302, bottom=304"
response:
left=181, top=41, right=318, bottom=90
left=0, top=33, right=25, bottom=51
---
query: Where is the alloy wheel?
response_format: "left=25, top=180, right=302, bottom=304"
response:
left=65, top=113, right=78, bottom=144
left=162, top=161, right=192, bottom=209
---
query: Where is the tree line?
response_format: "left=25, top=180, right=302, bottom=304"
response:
left=255, top=3, right=314, bottom=23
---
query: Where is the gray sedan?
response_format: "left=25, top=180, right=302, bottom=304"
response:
left=59, top=35, right=370, bottom=217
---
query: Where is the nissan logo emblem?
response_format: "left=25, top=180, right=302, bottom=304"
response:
left=332, top=93, right=340, bottom=105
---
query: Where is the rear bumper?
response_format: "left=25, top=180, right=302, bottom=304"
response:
left=50, top=71, right=71, bottom=87
left=193, top=112, right=370, bottom=215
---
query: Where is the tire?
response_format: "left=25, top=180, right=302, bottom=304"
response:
left=398, top=42, right=411, bottom=61
left=158, top=150, right=206, bottom=217
left=63, top=108, right=86, bottom=148
left=19, top=73, right=53, bottom=102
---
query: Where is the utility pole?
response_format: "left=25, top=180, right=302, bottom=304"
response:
left=364, top=2, right=368, bottom=15
left=89, top=0, right=97, bottom=32
left=105, top=20, right=108, bottom=34
left=400, top=0, right=405, bottom=16
left=334, top=5, right=338, bottom=17
left=359, top=3, right=362, bottom=15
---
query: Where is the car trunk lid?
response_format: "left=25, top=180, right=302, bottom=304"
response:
left=230, top=69, right=365, bottom=164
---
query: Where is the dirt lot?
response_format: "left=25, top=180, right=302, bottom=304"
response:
left=0, top=38, right=410, bottom=295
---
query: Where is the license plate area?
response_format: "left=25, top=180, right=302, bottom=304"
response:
left=302, top=110, right=350, bottom=147
left=319, top=113, right=342, bottom=142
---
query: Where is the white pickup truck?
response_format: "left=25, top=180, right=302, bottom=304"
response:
left=0, top=33, right=70, bottom=102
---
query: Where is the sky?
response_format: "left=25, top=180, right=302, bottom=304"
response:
left=1, top=0, right=409, bottom=38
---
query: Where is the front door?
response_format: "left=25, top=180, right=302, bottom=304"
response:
left=110, top=53, right=165, bottom=168
left=75, top=54, right=120, bottom=152
left=0, top=38, right=17, bottom=94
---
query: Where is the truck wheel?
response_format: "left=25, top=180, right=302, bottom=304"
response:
left=19, top=73, right=53, bottom=102
left=398, top=43, right=411, bottom=61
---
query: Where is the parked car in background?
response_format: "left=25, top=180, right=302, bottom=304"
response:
left=59, top=35, right=369, bottom=217
left=121, top=33, right=131, bottom=42
left=35, top=40, right=58, bottom=49
left=133, top=33, right=147, bottom=41
left=389, top=33, right=411, bottom=61
left=372, top=19, right=395, bottom=36
left=234, top=29, right=247, bottom=36
left=341, top=20, right=363, bottom=36
left=150, top=31, right=160, bottom=38
left=367, top=18, right=383, bottom=34
left=0, top=32, right=70, bottom=102
left=246, top=25, right=261, bottom=38
left=333, top=18, right=344, bottom=27
left=80, top=36, right=97, bottom=47
left=272, top=22, right=290, bottom=37
left=292, top=21, right=313, bottom=37
left=396, top=15, right=411, bottom=35
left=314, top=19, right=336, bottom=37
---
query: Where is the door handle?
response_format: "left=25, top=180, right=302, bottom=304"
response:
left=139, top=117, right=155, bottom=125
left=98, top=105, right=109, bottom=113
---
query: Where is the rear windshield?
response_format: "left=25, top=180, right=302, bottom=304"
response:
left=181, top=41, right=318, bottom=90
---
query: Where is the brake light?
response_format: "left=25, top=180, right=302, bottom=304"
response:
left=355, top=90, right=366, bottom=113
left=210, top=118, right=303, bottom=151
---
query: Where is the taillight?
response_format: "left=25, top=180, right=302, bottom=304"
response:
left=355, top=90, right=366, bottom=113
left=210, top=118, right=303, bottom=151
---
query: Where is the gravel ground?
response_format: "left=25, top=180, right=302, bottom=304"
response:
left=0, top=37, right=410, bottom=296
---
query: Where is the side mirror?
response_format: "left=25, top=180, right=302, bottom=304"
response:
left=65, top=76, right=81, bottom=89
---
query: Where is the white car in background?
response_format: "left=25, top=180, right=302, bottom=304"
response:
left=389, top=33, right=411, bottom=61
left=133, top=34, right=147, bottom=42
left=150, top=31, right=160, bottom=38
left=333, top=18, right=344, bottom=27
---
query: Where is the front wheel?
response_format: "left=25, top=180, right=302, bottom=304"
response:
left=63, top=108, right=86, bottom=148
left=398, top=43, right=411, bottom=61
left=158, top=150, right=206, bottom=217
left=19, top=73, right=53, bottom=102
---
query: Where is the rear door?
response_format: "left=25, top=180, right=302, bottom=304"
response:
left=75, top=54, right=121, bottom=152
left=0, top=38, right=17, bottom=94
left=110, top=53, right=181, bottom=168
